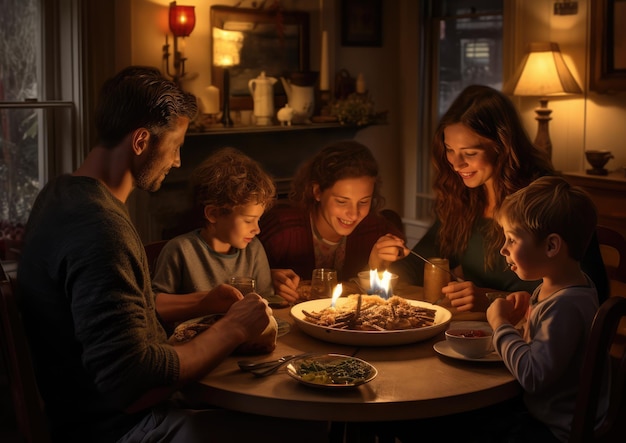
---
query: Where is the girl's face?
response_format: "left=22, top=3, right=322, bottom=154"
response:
left=313, top=176, right=376, bottom=242
left=443, top=123, right=497, bottom=190
left=499, top=217, right=547, bottom=281
left=206, top=202, right=265, bottom=254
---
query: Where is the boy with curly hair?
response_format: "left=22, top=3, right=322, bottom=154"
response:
left=153, top=147, right=282, bottom=304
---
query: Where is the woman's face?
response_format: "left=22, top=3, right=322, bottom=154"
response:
left=312, top=176, right=376, bottom=242
left=443, top=123, right=497, bottom=189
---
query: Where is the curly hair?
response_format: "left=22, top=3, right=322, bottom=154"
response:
left=432, top=85, right=554, bottom=269
left=94, top=66, right=198, bottom=148
left=192, top=148, right=276, bottom=216
left=289, top=140, right=384, bottom=213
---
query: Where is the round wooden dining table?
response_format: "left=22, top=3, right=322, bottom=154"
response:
left=184, top=284, right=521, bottom=426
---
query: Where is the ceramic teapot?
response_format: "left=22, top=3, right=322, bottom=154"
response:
left=280, top=72, right=318, bottom=124
left=248, top=72, right=277, bottom=126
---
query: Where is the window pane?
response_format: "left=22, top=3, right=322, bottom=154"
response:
left=1, top=0, right=40, bottom=258
left=437, top=6, right=503, bottom=116
left=0, top=108, right=41, bottom=222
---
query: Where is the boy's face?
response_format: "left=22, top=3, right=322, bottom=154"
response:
left=499, top=217, right=547, bottom=281
left=212, top=202, right=265, bottom=251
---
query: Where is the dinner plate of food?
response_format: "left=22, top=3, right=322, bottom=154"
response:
left=291, top=294, right=452, bottom=346
left=286, top=353, right=377, bottom=388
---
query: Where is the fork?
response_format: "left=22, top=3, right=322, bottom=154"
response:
left=237, top=354, right=298, bottom=372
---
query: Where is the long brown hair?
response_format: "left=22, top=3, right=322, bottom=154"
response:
left=432, top=85, right=554, bottom=269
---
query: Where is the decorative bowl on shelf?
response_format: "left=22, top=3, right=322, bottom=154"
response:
left=585, top=150, right=614, bottom=175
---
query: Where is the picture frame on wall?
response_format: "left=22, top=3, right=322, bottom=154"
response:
left=341, top=0, right=382, bottom=47
left=590, top=0, right=626, bottom=92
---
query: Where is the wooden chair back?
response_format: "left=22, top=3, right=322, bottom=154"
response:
left=597, top=225, right=626, bottom=283
left=569, top=296, right=626, bottom=442
left=0, top=261, right=51, bottom=443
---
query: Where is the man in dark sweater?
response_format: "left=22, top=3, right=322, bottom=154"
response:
left=17, top=66, right=325, bottom=442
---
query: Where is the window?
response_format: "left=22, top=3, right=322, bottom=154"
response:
left=413, top=0, right=503, bottom=221
left=0, top=0, right=82, bottom=259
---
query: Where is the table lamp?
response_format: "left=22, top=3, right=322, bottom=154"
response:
left=502, top=42, right=582, bottom=160
left=162, top=2, right=196, bottom=87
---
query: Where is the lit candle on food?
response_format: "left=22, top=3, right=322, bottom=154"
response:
left=380, top=270, right=392, bottom=299
left=320, top=30, right=329, bottom=91
left=330, top=283, right=343, bottom=308
left=369, top=268, right=377, bottom=293
left=205, top=85, right=220, bottom=114
left=369, top=269, right=392, bottom=299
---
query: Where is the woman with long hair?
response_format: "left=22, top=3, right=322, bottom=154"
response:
left=390, top=85, right=608, bottom=311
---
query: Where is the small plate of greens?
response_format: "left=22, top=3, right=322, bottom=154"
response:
left=286, top=354, right=377, bottom=388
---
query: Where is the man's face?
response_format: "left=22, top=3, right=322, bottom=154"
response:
left=134, top=117, right=189, bottom=192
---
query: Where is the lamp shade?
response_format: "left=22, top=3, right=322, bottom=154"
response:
left=503, top=42, right=582, bottom=96
left=169, top=3, right=195, bottom=37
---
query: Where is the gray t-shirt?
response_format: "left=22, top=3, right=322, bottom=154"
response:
left=152, top=230, right=282, bottom=305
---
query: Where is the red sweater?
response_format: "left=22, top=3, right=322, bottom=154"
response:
left=258, top=202, right=405, bottom=281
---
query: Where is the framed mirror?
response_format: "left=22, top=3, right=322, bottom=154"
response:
left=590, top=0, right=626, bottom=92
left=210, top=5, right=310, bottom=110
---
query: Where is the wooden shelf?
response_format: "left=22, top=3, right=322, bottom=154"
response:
left=186, top=122, right=363, bottom=136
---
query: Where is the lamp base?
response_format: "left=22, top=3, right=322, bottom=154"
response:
left=534, top=98, right=553, bottom=160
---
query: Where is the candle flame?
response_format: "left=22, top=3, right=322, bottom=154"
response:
left=369, top=269, right=392, bottom=299
left=330, top=283, right=343, bottom=307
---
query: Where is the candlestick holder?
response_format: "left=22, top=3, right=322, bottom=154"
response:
left=318, top=90, right=332, bottom=116
left=219, top=68, right=233, bottom=127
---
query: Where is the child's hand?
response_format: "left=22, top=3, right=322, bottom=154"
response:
left=505, top=291, right=531, bottom=326
left=271, top=269, right=301, bottom=304
left=486, top=298, right=515, bottom=330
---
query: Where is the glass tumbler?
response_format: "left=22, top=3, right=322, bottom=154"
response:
left=423, top=258, right=451, bottom=304
left=309, top=268, right=338, bottom=300
left=229, top=276, right=256, bottom=295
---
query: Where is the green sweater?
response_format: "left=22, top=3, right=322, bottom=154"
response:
left=18, top=175, right=179, bottom=442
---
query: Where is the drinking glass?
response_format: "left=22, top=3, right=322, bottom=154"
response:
left=423, top=258, right=451, bottom=304
left=309, top=268, right=338, bottom=300
left=229, top=276, right=256, bottom=295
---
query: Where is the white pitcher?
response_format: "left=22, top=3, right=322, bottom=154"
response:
left=280, top=72, right=317, bottom=124
left=248, top=72, right=277, bottom=126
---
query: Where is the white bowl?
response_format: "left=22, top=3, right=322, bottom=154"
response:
left=357, top=271, right=399, bottom=292
left=445, top=328, right=493, bottom=359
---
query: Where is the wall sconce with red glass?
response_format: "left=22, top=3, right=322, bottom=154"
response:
left=162, top=1, right=196, bottom=86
